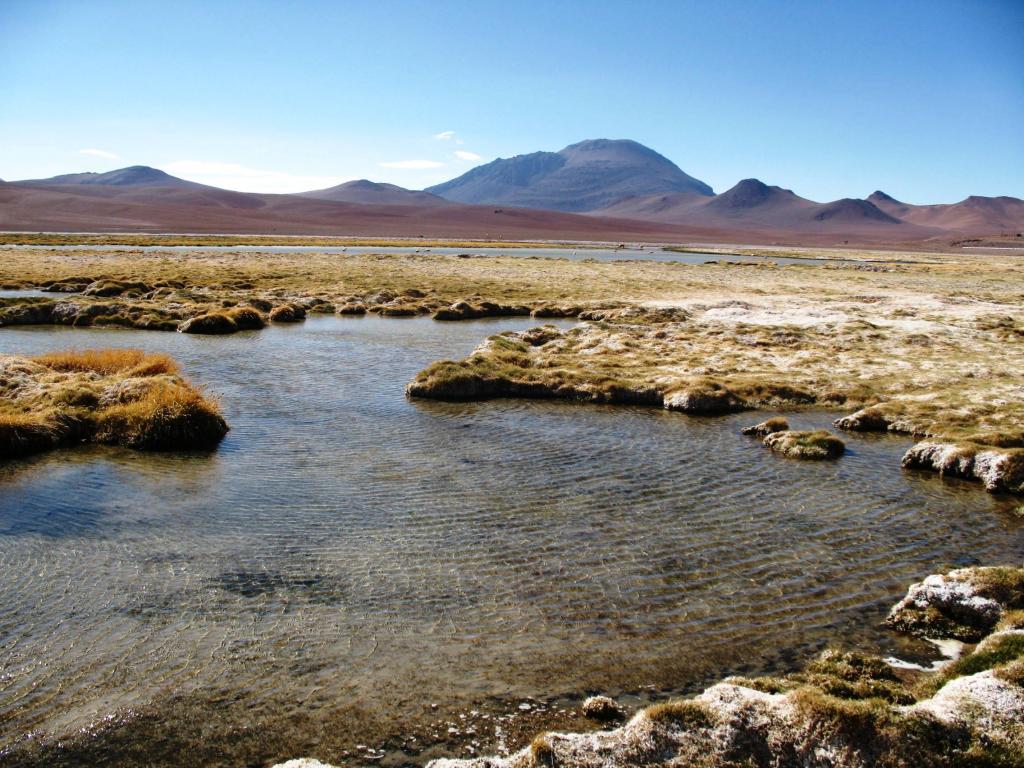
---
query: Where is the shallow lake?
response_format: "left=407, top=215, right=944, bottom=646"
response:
left=0, top=315, right=1021, bottom=766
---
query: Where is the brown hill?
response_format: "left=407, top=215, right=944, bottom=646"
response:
left=0, top=181, right=711, bottom=240
left=596, top=179, right=928, bottom=239
left=1, top=164, right=1012, bottom=246
left=21, top=165, right=205, bottom=190
left=299, top=179, right=451, bottom=207
left=813, top=198, right=901, bottom=224
left=868, top=191, right=1024, bottom=234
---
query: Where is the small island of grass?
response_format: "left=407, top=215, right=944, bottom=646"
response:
left=0, top=348, right=228, bottom=459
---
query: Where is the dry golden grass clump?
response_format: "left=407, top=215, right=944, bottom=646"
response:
left=0, top=348, right=227, bottom=459
left=741, top=416, right=790, bottom=437
left=178, top=312, right=239, bottom=334
left=434, top=299, right=533, bottom=321
left=33, top=348, right=179, bottom=376
left=763, top=429, right=846, bottom=460
left=225, top=306, right=266, bottom=330
left=176, top=305, right=267, bottom=334
left=268, top=304, right=306, bottom=323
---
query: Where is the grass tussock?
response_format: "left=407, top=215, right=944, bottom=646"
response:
left=269, top=304, right=306, bottom=322
left=741, top=416, right=790, bottom=437
left=969, top=566, right=1024, bottom=607
left=94, top=382, right=227, bottom=450
left=645, top=700, right=719, bottom=730
left=225, top=306, right=265, bottom=330
left=32, top=348, right=178, bottom=376
left=0, top=411, right=62, bottom=457
left=763, top=429, right=846, bottom=460
left=0, top=349, right=227, bottom=459
left=529, top=735, right=556, bottom=768
left=178, top=312, right=238, bottom=334
left=795, top=650, right=914, bottom=704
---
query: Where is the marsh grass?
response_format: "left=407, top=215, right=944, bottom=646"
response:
left=644, top=700, right=719, bottom=729
left=0, top=411, right=61, bottom=457
left=269, top=305, right=306, bottom=322
left=0, top=349, right=227, bottom=458
left=1, top=245, right=1021, bottom=462
left=225, top=306, right=265, bottom=330
left=529, top=735, right=557, bottom=768
left=178, top=312, right=238, bottom=334
left=32, top=348, right=178, bottom=376
left=969, top=566, right=1024, bottom=607
left=763, top=430, right=846, bottom=460
left=741, top=416, right=790, bottom=436
left=794, top=650, right=913, bottom=704
left=94, top=381, right=227, bottom=450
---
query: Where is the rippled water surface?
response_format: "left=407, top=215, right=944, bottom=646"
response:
left=0, top=316, right=1021, bottom=766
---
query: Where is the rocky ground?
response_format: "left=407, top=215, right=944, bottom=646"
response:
left=274, top=566, right=1024, bottom=768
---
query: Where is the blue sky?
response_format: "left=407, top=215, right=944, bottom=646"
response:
left=1, top=0, right=1021, bottom=202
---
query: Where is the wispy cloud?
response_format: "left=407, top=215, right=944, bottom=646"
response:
left=454, top=150, right=482, bottom=161
left=80, top=148, right=120, bottom=160
left=378, top=160, right=445, bottom=169
left=435, top=130, right=464, bottom=145
left=163, top=160, right=344, bottom=193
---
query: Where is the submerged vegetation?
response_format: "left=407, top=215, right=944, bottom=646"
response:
left=0, top=348, right=227, bottom=458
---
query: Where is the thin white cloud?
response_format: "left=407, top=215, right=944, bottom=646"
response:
left=80, top=148, right=120, bottom=160
left=163, top=160, right=345, bottom=193
left=378, top=160, right=445, bottom=169
left=454, top=150, right=482, bottom=161
left=434, top=131, right=456, bottom=140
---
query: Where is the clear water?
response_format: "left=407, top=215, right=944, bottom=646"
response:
left=0, top=289, right=54, bottom=298
left=0, top=316, right=1020, bottom=767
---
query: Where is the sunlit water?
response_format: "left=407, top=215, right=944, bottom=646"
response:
left=0, top=316, right=1021, bottom=766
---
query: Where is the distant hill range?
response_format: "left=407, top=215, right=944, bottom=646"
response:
left=298, top=179, right=450, bottom=207
left=2, top=141, right=1021, bottom=244
left=597, top=178, right=905, bottom=230
left=19, top=165, right=204, bottom=189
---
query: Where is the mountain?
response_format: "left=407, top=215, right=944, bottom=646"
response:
left=3, top=157, right=1019, bottom=244
left=813, top=198, right=900, bottom=223
left=426, top=139, right=713, bottom=212
left=21, top=165, right=204, bottom=189
left=596, top=178, right=919, bottom=237
left=868, top=191, right=1024, bottom=233
left=866, top=190, right=909, bottom=216
left=0, top=179, right=707, bottom=240
left=299, top=179, right=450, bottom=207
